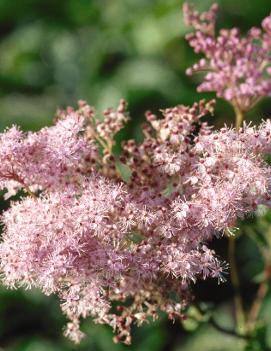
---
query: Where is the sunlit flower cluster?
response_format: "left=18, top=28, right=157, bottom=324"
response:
left=0, top=3, right=271, bottom=345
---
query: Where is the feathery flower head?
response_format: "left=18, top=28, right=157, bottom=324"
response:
left=1, top=98, right=271, bottom=343
left=184, top=3, right=271, bottom=112
left=0, top=113, right=97, bottom=198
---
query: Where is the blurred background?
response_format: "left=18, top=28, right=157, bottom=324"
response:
left=0, top=0, right=271, bottom=350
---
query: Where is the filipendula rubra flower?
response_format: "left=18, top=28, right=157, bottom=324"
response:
left=0, top=97, right=271, bottom=343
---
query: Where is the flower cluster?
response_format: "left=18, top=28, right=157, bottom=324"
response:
left=184, top=3, right=271, bottom=112
left=0, top=114, right=97, bottom=198
left=0, top=2, right=271, bottom=345
left=0, top=95, right=271, bottom=343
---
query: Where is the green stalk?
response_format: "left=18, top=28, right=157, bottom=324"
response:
left=227, top=104, right=246, bottom=334
left=228, top=235, right=246, bottom=334
left=233, top=103, right=244, bottom=130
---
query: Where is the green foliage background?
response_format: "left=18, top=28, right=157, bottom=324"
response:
left=0, top=0, right=271, bottom=350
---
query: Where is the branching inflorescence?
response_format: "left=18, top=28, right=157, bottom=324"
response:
left=184, top=3, right=271, bottom=127
left=0, top=3, right=271, bottom=345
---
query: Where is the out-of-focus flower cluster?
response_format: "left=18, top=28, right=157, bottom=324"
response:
left=184, top=3, right=271, bottom=112
left=0, top=96, right=271, bottom=344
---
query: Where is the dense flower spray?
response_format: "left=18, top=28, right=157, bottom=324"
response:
left=0, top=3, right=271, bottom=345
left=184, top=3, right=271, bottom=127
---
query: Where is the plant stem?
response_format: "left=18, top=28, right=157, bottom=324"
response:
left=228, top=236, right=246, bottom=334
left=247, top=258, right=271, bottom=331
left=248, top=281, right=268, bottom=327
left=226, top=104, right=246, bottom=334
left=233, top=103, right=244, bottom=130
